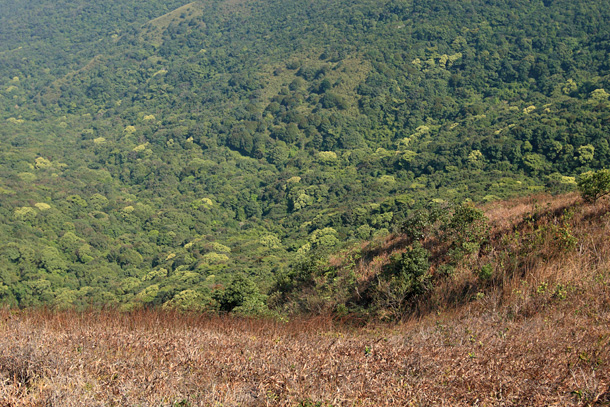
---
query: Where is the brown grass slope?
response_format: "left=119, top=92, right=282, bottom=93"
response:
left=293, top=193, right=610, bottom=320
left=1, top=193, right=609, bottom=406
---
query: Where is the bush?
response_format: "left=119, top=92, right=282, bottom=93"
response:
left=446, top=203, right=489, bottom=262
left=376, top=242, right=431, bottom=318
left=214, top=275, right=265, bottom=313
left=577, top=169, right=610, bottom=203
left=400, top=210, right=432, bottom=241
left=478, top=263, right=493, bottom=281
left=392, top=242, right=431, bottom=296
left=400, top=202, right=449, bottom=242
left=401, top=201, right=489, bottom=264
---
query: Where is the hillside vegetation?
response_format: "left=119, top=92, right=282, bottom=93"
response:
left=271, top=191, right=610, bottom=319
left=1, top=192, right=609, bottom=405
left=1, top=0, right=610, bottom=310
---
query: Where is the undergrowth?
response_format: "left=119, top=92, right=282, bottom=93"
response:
left=271, top=193, right=610, bottom=323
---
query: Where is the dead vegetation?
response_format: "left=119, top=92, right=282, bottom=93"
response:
left=0, top=290, right=608, bottom=406
left=1, top=193, right=610, bottom=406
left=303, top=193, right=610, bottom=320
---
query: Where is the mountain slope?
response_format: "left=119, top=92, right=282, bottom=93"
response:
left=1, top=0, right=610, bottom=309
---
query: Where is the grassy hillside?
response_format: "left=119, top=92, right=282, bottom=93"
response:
left=0, top=196, right=610, bottom=406
left=1, top=305, right=608, bottom=406
left=2, top=0, right=609, bottom=403
left=1, top=192, right=609, bottom=405
left=271, top=192, right=610, bottom=319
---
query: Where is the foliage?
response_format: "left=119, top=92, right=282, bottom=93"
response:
left=445, top=203, right=489, bottom=262
left=478, top=263, right=493, bottom=281
left=1, top=0, right=610, bottom=311
left=577, top=169, right=610, bottom=203
left=375, top=242, right=431, bottom=319
left=214, top=275, right=266, bottom=314
left=399, top=201, right=489, bottom=264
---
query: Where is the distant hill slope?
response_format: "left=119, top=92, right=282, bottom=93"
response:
left=1, top=0, right=610, bottom=309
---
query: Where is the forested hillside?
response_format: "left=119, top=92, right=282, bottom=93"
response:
left=1, top=0, right=610, bottom=311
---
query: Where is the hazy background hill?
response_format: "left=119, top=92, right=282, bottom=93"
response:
left=1, top=0, right=610, bottom=310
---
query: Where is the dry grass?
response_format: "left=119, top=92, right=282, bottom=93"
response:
left=1, top=285, right=609, bottom=406
left=2, top=194, right=610, bottom=406
left=340, top=193, right=610, bottom=317
left=479, top=193, right=610, bottom=303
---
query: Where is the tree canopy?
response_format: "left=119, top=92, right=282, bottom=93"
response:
left=1, top=0, right=610, bottom=310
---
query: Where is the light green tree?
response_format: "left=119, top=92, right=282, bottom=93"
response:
left=577, top=169, right=610, bottom=202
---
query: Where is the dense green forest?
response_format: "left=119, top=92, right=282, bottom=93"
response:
left=1, top=0, right=610, bottom=312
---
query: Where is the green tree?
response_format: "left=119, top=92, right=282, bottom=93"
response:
left=376, top=242, right=431, bottom=318
left=214, top=275, right=265, bottom=313
left=577, top=169, right=610, bottom=203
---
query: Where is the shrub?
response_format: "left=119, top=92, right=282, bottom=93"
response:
left=478, top=263, right=493, bottom=281
left=376, top=242, right=431, bottom=318
left=400, top=202, right=449, bottom=242
left=400, top=210, right=432, bottom=241
left=392, top=242, right=431, bottom=296
left=577, top=169, right=610, bottom=203
left=214, top=275, right=266, bottom=313
left=446, top=203, right=489, bottom=262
